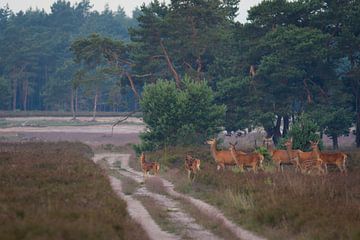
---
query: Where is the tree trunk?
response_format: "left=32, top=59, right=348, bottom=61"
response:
left=273, top=115, right=282, bottom=145
left=23, top=79, right=28, bottom=111
left=12, top=77, right=17, bottom=111
left=332, top=134, right=339, bottom=150
left=71, top=87, right=76, bottom=120
left=159, top=40, right=181, bottom=88
left=75, top=88, right=78, bottom=115
left=92, top=88, right=98, bottom=121
left=125, top=71, right=140, bottom=99
left=356, top=112, right=360, bottom=148
left=356, top=89, right=360, bottom=147
left=283, top=115, right=289, bottom=137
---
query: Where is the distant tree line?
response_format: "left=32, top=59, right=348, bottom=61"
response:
left=0, top=0, right=139, bottom=114
left=1, top=0, right=360, bottom=148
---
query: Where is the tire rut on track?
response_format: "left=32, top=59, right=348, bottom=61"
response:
left=93, top=153, right=266, bottom=240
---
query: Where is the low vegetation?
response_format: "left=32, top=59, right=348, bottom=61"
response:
left=0, top=142, right=148, bottom=240
left=145, top=146, right=360, bottom=240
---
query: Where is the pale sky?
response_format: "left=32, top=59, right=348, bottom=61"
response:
left=0, top=0, right=262, bottom=22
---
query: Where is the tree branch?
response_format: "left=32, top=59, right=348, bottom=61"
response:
left=303, top=78, right=312, bottom=103
left=159, top=39, right=181, bottom=88
left=125, top=71, right=140, bottom=99
left=111, top=111, right=138, bottom=136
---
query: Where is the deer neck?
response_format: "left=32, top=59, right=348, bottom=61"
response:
left=140, top=154, right=145, bottom=164
left=312, top=145, right=320, bottom=159
left=210, top=141, right=219, bottom=160
left=230, top=147, right=238, bottom=161
left=266, top=143, right=274, bottom=156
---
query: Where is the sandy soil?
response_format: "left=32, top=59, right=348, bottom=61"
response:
left=0, top=124, right=145, bottom=146
left=0, top=117, right=265, bottom=239
left=95, top=153, right=265, bottom=240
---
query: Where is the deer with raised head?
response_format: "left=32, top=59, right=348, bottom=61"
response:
left=185, top=155, right=201, bottom=181
left=296, top=140, right=325, bottom=174
left=140, top=152, right=160, bottom=178
left=206, top=138, right=237, bottom=170
left=310, top=143, right=347, bottom=174
left=229, top=142, right=264, bottom=172
left=264, top=137, right=298, bottom=172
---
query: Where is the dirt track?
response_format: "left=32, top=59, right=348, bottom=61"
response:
left=0, top=117, right=266, bottom=239
left=94, top=153, right=266, bottom=240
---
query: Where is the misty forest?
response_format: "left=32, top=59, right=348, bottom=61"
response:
left=1, top=0, right=360, bottom=150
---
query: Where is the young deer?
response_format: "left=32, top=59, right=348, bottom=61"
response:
left=264, top=137, right=297, bottom=172
left=207, top=138, right=236, bottom=170
left=140, top=152, right=160, bottom=178
left=296, top=141, right=325, bottom=174
left=185, top=155, right=201, bottom=181
left=229, top=142, right=264, bottom=172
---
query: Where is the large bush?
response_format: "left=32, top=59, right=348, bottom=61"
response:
left=138, top=77, right=226, bottom=151
left=288, top=113, right=321, bottom=151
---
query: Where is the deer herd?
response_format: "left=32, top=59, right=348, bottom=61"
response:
left=140, top=136, right=348, bottom=181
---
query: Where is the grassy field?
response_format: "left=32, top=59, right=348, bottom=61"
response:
left=142, top=145, right=360, bottom=240
left=0, top=142, right=148, bottom=240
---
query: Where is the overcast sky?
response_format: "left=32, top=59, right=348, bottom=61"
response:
left=1, top=0, right=262, bottom=22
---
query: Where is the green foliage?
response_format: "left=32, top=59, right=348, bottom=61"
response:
left=139, top=77, right=225, bottom=150
left=288, top=114, right=320, bottom=151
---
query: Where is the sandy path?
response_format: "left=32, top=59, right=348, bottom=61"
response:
left=95, top=153, right=222, bottom=240
left=94, top=154, right=179, bottom=240
left=95, top=153, right=266, bottom=240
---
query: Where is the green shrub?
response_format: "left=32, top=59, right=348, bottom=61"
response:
left=139, top=77, right=226, bottom=150
left=288, top=113, right=321, bottom=151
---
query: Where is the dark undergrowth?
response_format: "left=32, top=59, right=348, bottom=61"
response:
left=0, top=142, right=149, bottom=240
left=146, top=145, right=360, bottom=240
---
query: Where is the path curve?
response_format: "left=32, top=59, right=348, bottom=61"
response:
left=94, top=153, right=266, bottom=240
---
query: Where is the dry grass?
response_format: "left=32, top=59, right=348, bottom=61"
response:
left=0, top=142, right=149, bottom=240
left=148, top=146, right=360, bottom=240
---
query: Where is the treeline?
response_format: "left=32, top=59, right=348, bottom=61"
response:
left=0, top=0, right=138, bottom=113
left=128, top=0, right=358, bottom=149
left=1, top=0, right=360, bottom=148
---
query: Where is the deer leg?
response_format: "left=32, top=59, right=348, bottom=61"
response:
left=192, top=172, right=196, bottom=182
left=187, top=170, right=191, bottom=180
left=342, top=160, right=347, bottom=174
left=253, top=163, right=257, bottom=173
left=324, top=163, right=328, bottom=174
left=221, top=163, right=225, bottom=170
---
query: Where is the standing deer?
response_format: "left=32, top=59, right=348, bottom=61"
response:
left=185, top=155, right=201, bottom=181
left=264, top=137, right=298, bottom=172
left=207, top=138, right=237, bottom=170
left=140, top=152, right=160, bottom=178
left=296, top=141, right=325, bottom=174
left=229, top=142, right=264, bottom=172
left=311, top=144, right=347, bottom=174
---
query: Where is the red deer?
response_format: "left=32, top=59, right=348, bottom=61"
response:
left=185, top=155, right=201, bottom=181
left=140, top=152, right=160, bottom=178
left=229, top=142, right=264, bottom=172
left=207, top=138, right=237, bottom=170
left=264, top=137, right=298, bottom=172
left=311, top=144, right=347, bottom=174
left=296, top=141, right=325, bottom=174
